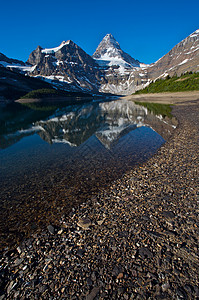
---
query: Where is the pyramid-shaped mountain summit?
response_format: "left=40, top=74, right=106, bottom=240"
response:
left=93, top=34, right=141, bottom=68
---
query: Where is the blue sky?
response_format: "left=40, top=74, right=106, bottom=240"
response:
left=0, top=0, right=198, bottom=64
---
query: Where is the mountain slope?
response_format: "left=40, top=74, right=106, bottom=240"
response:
left=0, top=52, right=35, bottom=73
left=135, top=72, right=199, bottom=94
left=145, top=29, right=199, bottom=80
left=0, top=65, right=54, bottom=103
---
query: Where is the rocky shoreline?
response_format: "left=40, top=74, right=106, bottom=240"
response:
left=0, top=101, right=199, bottom=299
left=123, top=91, right=199, bottom=105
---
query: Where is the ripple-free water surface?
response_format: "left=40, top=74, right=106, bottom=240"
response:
left=0, top=99, right=176, bottom=249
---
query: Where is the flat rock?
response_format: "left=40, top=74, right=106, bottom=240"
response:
left=162, top=211, right=175, bottom=219
left=77, top=218, right=91, bottom=229
left=138, top=247, right=153, bottom=259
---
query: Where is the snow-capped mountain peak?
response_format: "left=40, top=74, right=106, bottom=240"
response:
left=41, top=40, right=71, bottom=54
left=100, top=33, right=121, bottom=50
left=93, top=33, right=141, bottom=68
left=93, top=34, right=123, bottom=59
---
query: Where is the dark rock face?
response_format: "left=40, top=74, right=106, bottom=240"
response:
left=27, top=40, right=105, bottom=92
left=27, top=45, right=43, bottom=66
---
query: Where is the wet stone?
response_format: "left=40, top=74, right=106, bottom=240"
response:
left=176, top=287, right=188, bottom=299
left=86, top=287, right=99, bottom=300
left=86, top=277, right=93, bottom=286
left=162, top=211, right=175, bottom=219
left=112, top=266, right=121, bottom=277
left=76, top=248, right=85, bottom=257
left=148, top=231, right=163, bottom=239
left=13, top=258, right=24, bottom=266
left=117, top=272, right=124, bottom=279
left=47, top=225, right=55, bottom=235
left=138, top=247, right=153, bottom=259
left=97, top=218, right=106, bottom=225
left=77, top=218, right=91, bottom=229
left=162, top=282, right=170, bottom=292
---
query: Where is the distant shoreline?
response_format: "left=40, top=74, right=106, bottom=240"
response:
left=121, top=90, right=199, bottom=105
left=15, top=96, right=93, bottom=104
left=15, top=91, right=199, bottom=105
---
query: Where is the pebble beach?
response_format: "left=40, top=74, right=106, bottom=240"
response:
left=0, top=97, right=198, bottom=299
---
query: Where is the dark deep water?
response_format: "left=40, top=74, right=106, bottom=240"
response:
left=0, top=99, right=177, bottom=250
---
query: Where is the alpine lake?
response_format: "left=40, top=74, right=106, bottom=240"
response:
left=0, top=97, right=177, bottom=250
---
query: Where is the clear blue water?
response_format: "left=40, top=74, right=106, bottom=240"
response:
left=0, top=98, right=176, bottom=249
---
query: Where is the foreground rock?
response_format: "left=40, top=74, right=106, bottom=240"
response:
left=0, top=101, right=198, bottom=299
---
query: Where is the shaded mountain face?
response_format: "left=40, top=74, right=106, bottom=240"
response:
left=0, top=52, right=26, bottom=68
left=0, top=52, right=35, bottom=73
left=0, top=65, right=52, bottom=104
left=0, top=53, right=56, bottom=103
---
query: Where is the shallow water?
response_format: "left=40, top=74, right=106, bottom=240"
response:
left=0, top=99, right=176, bottom=249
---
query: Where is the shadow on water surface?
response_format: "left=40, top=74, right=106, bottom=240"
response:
left=0, top=98, right=177, bottom=250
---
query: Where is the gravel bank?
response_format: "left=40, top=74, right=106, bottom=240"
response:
left=0, top=101, right=198, bottom=299
left=123, top=91, right=199, bottom=105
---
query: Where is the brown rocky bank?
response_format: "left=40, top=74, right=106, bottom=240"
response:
left=0, top=98, right=198, bottom=299
left=122, top=90, right=199, bottom=105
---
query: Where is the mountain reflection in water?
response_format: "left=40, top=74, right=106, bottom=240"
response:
left=0, top=99, right=177, bottom=249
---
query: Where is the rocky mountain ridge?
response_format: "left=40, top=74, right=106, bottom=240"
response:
left=143, top=29, right=199, bottom=81
left=27, top=40, right=103, bottom=92
left=0, top=29, right=199, bottom=98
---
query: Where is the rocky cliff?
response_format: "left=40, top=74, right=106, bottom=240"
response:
left=27, top=40, right=104, bottom=92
